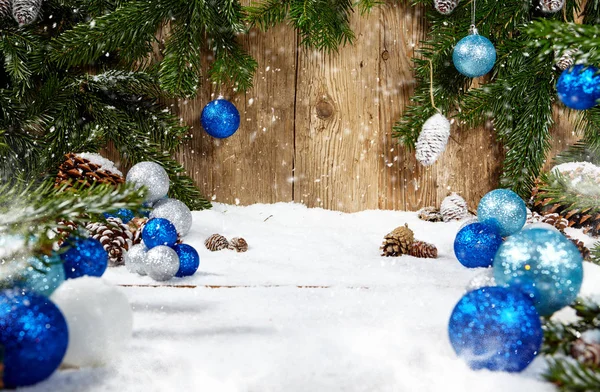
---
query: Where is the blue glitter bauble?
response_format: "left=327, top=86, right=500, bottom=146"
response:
left=17, top=254, right=65, bottom=297
left=453, top=33, right=496, bottom=78
left=454, top=222, right=503, bottom=268
left=557, top=65, right=600, bottom=110
left=173, top=244, right=200, bottom=278
left=103, top=208, right=135, bottom=224
left=493, top=228, right=583, bottom=316
left=61, top=238, right=108, bottom=279
left=141, top=218, right=178, bottom=249
left=477, top=189, right=527, bottom=237
left=0, top=289, right=69, bottom=388
left=448, top=286, right=543, bottom=372
left=200, top=99, right=240, bottom=139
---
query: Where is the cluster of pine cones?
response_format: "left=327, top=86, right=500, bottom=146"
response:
left=418, top=192, right=471, bottom=223
left=380, top=224, right=438, bottom=259
left=205, top=234, right=248, bottom=253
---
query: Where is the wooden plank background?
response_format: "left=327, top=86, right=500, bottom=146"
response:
left=119, top=1, right=580, bottom=212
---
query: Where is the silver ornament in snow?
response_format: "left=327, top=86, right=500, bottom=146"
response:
left=126, top=162, right=170, bottom=203
left=124, top=243, right=148, bottom=276
left=465, top=269, right=497, bottom=292
left=539, top=0, right=565, bottom=14
left=434, top=0, right=459, bottom=15
left=145, top=246, right=179, bottom=282
left=416, top=113, right=451, bottom=167
left=149, top=198, right=192, bottom=237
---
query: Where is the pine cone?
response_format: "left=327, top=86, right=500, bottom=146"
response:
left=55, top=153, right=124, bottom=190
left=434, top=0, right=460, bottom=15
left=570, top=339, right=600, bottom=367
left=539, top=0, right=565, bottom=14
left=228, top=237, right=248, bottom=253
left=441, top=193, right=469, bottom=222
left=555, top=48, right=576, bottom=71
left=86, top=218, right=133, bottom=266
left=205, top=234, right=229, bottom=252
left=12, top=0, right=42, bottom=25
left=0, top=0, right=11, bottom=19
left=408, top=241, right=438, bottom=259
left=128, top=217, right=148, bottom=246
left=56, top=220, right=78, bottom=246
left=527, top=212, right=569, bottom=232
left=381, top=224, right=415, bottom=257
left=564, top=234, right=591, bottom=261
left=417, top=207, right=443, bottom=222
left=415, top=113, right=451, bottom=166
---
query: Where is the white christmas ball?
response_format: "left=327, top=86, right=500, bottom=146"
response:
left=124, top=243, right=148, bottom=276
left=145, top=246, right=180, bottom=282
left=50, top=277, right=133, bottom=367
left=126, top=162, right=170, bottom=203
left=149, top=198, right=193, bottom=236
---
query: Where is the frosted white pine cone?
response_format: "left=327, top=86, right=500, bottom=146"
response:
left=416, top=113, right=451, bottom=167
left=12, top=0, right=43, bottom=25
left=555, top=48, right=576, bottom=71
left=440, top=192, right=469, bottom=222
left=539, top=0, right=565, bottom=14
left=0, top=0, right=11, bottom=18
left=434, top=0, right=459, bottom=15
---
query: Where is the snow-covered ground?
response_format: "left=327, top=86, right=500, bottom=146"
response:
left=21, top=203, right=600, bottom=392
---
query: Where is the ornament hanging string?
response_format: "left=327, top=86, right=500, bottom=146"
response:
left=470, top=0, right=477, bottom=33
left=428, top=59, right=439, bottom=113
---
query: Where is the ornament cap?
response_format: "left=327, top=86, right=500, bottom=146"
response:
left=469, top=25, right=479, bottom=35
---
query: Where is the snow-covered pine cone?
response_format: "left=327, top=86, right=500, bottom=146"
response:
left=205, top=234, right=229, bottom=252
left=128, top=217, right=148, bottom=246
left=56, top=220, right=78, bottom=246
left=381, top=224, right=415, bottom=257
left=440, top=192, right=469, bottom=222
left=527, top=212, right=569, bottom=232
left=555, top=48, right=576, bottom=71
left=0, top=0, right=12, bottom=19
left=434, top=0, right=459, bottom=15
left=408, top=241, right=438, bottom=259
left=570, top=339, right=600, bottom=367
left=539, top=0, right=565, bottom=14
left=86, top=218, right=133, bottom=266
left=12, top=0, right=43, bottom=25
left=417, top=207, right=444, bottom=222
left=55, top=153, right=124, bottom=189
left=415, top=113, right=451, bottom=167
left=228, top=237, right=248, bottom=253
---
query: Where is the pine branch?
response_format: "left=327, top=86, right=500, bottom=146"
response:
left=534, top=171, right=600, bottom=212
left=545, top=357, right=600, bottom=392
left=591, top=243, right=600, bottom=266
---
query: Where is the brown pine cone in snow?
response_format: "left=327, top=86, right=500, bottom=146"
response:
left=417, top=207, right=443, bottom=223
left=564, top=234, right=591, bottom=261
left=205, top=234, right=229, bottom=252
left=381, top=224, right=415, bottom=257
left=56, top=220, right=78, bottom=246
left=86, top=218, right=132, bottom=266
left=570, top=339, right=600, bottom=367
left=55, top=153, right=124, bottom=189
left=440, top=193, right=469, bottom=222
left=128, top=217, right=148, bottom=246
left=408, top=241, right=438, bottom=259
left=527, top=212, right=569, bottom=232
left=228, top=237, right=248, bottom=253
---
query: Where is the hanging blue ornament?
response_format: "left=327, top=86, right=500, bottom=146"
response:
left=477, top=189, right=527, bottom=237
left=16, top=254, right=65, bottom=297
left=454, top=222, right=503, bottom=268
left=493, top=227, right=583, bottom=316
left=60, top=238, right=108, bottom=279
left=557, top=65, right=600, bottom=110
left=448, top=286, right=543, bottom=372
left=0, top=289, right=69, bottom=388
left=453, top=28, right=496, bottom=78
left=200, top=99, right=240, bottom=139
left=103, top=208, right=135, bottom=224
left=173, top=244, right=200, bottom=278
left=141, top=218, right=178, bottom=249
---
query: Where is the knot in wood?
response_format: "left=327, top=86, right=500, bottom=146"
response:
left=315, top=100, right=335, bottom=120
left=381, top=50, right=390, bottom=61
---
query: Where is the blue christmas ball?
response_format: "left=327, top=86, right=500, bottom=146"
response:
left=477, top=189, right=527, bottom=237
left=493, top=228, right=583, bottom=316
left=16, top=254, right=65, bottom=297
left=173, top=244, right=200, bottom=278
left=454, top=222, right=504, bottom=268
left=453, top=33, right=496, bottom=78
left=448, top=286, right=543, bottom=372
left=141, top=218, right=178, bottom=248
left=103, top=208, right=135, bottom=224
left=557, top=65, right=600, bottom=110
left=200, top=99, right=240, bottom=139
left=0, top=289, right=69, bottom=388
left=61, top=238, right=108, bottom=279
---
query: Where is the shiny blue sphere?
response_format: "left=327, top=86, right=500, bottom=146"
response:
left=142, top=218, right=178, bottom=248
left=494, top=228, right=583, bottom=316
left=104, top=208, right=135, bottom=224
left=453, top=34, right=496, bottom=78
left=173, top=244, right=200, bottom=277
left=16, top=254, right=65, bottom=297
left=454, top=222, right=503, bottom=268
left=201, top=99, right=240, bottom=139
left=557, top=65, right=600, bottom=110
left=448, top=286, right=543, bottom=372
left=477, top=189, right=527, bottom=237
left=61, top=238, right=108, bottom=279
left=0, top=289, right=69, bottom=388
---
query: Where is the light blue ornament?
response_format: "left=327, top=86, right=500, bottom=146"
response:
left=17, top=254, right=65, bottom=297
left=557, top=65, right=600, bottom=110
left=201, top=99, right=240, bottom=139
left=477, top=189, right=527, bottom=237
left=454, top=222, right=503, bottom=268
left=493, top=228, right=583, bottom=316
left=453, top=29, right=496, bottom=78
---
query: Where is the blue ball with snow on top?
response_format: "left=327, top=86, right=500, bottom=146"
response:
left=201, top=99, right=240, bottom=139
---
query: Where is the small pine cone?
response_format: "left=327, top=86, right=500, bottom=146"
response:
left=409, top=241, right=438, bottom=259
left=205, top=234, right=229, bottom=252
left=0, top=0, right=11, bottom=19
left=55, top=153, right=124, bottom=190
left=570, top=339, right=600, bottom=367
left=417, top=207, right=443, bottom=222
left=539, top=0, right=565, bottom=14
left=128, top=217, right=148, bottom=246
left=434, top=0, right=459, bottom=15
left=564, top=234, right=591, bottom=261
left=56, top=220, right=78, bottom=246
left=228, top=237, right=248, bottom=253
left=381, top=224, right=415, bottom=257
left=86, top=218, right=133, bottom=266
left=415, top=113, right=451, bottom=166
left=440, top=192, right=469, bottom=222
left=555, top=49, right=576, bottom=71
left=12, top=0, right=43, bottom=25
left=528, top=212, right=569, bottom=232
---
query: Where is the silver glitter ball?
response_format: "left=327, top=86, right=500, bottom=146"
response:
left=126, top=162, right=170, bottom=203
left=145, top=246, right=179, bottom=282
left=465, top=268, right=497, bottom=292
left=124, top=243, right=148, bottom=276
left=149, top=198, right=193, bottom=237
